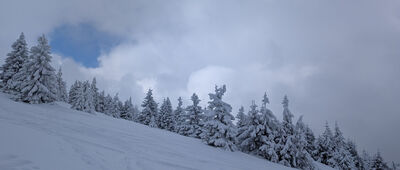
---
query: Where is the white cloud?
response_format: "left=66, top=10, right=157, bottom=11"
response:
left=137, top=78, right=157, bottom=93
left=185, top=66, right=234, bottom=103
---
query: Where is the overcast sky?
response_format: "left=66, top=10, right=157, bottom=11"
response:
left=1, top=0, right=399, bottom=163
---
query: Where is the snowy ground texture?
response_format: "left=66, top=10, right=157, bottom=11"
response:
left=0, top=93, right=332, bottom=170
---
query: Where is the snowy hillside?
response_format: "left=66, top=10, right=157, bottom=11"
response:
left=0, top=93, right=331, bottom=170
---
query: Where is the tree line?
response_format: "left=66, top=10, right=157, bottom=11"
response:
left=0, top=33, right=397, bottom=170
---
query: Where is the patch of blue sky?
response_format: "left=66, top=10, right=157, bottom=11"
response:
left=50, top=23, right=122, bottom=68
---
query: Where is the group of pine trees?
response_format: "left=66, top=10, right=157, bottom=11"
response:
left=0, top=33, right=67, bottom=104
left=1, top=33, right=397, bottom=170
left=68, top=78, right=140, bottom=120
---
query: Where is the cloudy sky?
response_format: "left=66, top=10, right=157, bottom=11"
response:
left=1, top=0, right=399, bottom=163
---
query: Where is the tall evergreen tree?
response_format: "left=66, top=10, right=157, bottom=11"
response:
left=235, top=106, right=247, bottom=128
left=293, top=116, right=315, bottom=169
left=112, top=93, right=122, bottom=118
left=346, top=139, right=363, bottom=170
left=259, top=92, right=280, bottom=163
left=260, top=92, right=277, bottom=121
left=131, top=105, right=140, bottom=122
left=282, top=95, right=294, bottom=125
left=371, top=151, right=389, bottom=170
left=179, top=93, right=203, bottom=137
left=391, top=161, right=398, bottom=170
left=315, top=122, right=336, bottom=166
left=304, top=124, right=316, bottom=159
left=294, top=115, right=316, bottom=161
left=13, top=35, right=57, bottom=103
left=174, top=97, right=187, bottom=134
left=332, top=122, right=355, bottom=169
left=56, top=68, right=68, bottom=102
left=200, top=85, right=237, bottom=151
left=82, top=80, right=95, bottom=113
left=277, top=95, right=296, bottom=167
left=362, top=150, right=372, bottom=170
left=91, top=78, right=100, bottom=112
left=121, top=97, right=134, bottom=120
left=276, top=96, right=313, bottom=169
left=70, top=81, right=85, bottom=111
left=236, top=101, right=262, bottom=153
left=70, top=80, right=94, bottom=113
left=96, top=91, right=106, bottom=113
left=1, top=32, right=29, bottom=92
left=157, top=98, right=174, bottom=130
left=103, top=94, right=114, bottom=116
left=138, top=89, right=158, bottom=127
left=68, top=81, right=80, bottom=104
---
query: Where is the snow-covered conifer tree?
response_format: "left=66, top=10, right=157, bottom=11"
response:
left=236, top=101, right=261, bottom=153
left=200, top=85, right=237, bottom=151
left=56, top=68, right=68, bottom=102
left=282, top=95, right=294, bottom=125
left=13, top=35, right=57, bottom=103
left=272, top=96, right=314, bottom=169
left=346, top=139, right=363, bottom=170
left=132, top=105, right=140, bottom=121
left=138, top=89, right=158, bottom=127
left=179, top=93, right=203, bottom=137
left=1, top=33, right=29, bottom=92
left=70, top=81, right=85, bottom=111
left=331, top=122, right=355, bottom=169
left=68, top=81, right=80, bottom=104
left=70, top=80, right=94, bottom=113
left=112, top=93, right=122, bottom=118
left=260, top=92, right=277, bottom=122
left=277, top=95, right=297, bottom=167
left=157, top=97, right=174, bottom=130
left=391, top=161, right=398, bottom=170
left=258, top=92, right=280, bottom=163
left=236, top=96, right=280, bottom=162
left=304, top=125, right=316, bottom=159
left=371, top=151, right=389, bottom=170
left=235, top=106, right=247, bottom=128
left=96, top=91, right=106, bottom=113
left=91, top=78, right=100, bottom=112
left=118, top=98, right=124, bottom=116
left=120, top=97, right=134, bottom=120
left=295, top=116, right=307, bottom=139
left=293, top=115, right=316, bottom=160
left=362, top=150, right=372, bottom=170
left=174, top=97, right=187, bottom=134
left=82, top=81, right=95, bottom=113
left=315, top=122, right=336, bottom=166
left=103, top=94, right=114, bottom=116
left=293, top=116, right=314, bottom=169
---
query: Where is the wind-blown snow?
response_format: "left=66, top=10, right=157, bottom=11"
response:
left=0, top=93, right=331, bottom=170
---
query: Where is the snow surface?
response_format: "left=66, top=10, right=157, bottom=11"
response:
left=0, top=93, right=332, bottom=170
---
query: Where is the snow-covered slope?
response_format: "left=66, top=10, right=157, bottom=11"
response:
left=0, top=93, right=332, bottom=170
